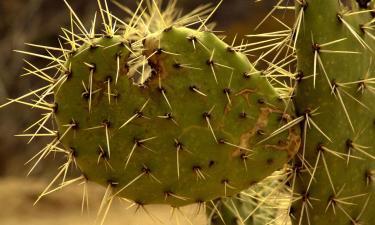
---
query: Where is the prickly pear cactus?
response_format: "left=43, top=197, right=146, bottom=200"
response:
left=4, top=1, right=301, bottom=209
left=207, top=170, right=291, bottom=225
left=291, top=0, right=375, bottom=224
left=57, top=25, right=300, bottom=207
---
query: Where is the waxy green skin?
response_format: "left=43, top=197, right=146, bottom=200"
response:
left=54, top=27, right=300, bottom=207
left=292, top=0, right=375, bottom=224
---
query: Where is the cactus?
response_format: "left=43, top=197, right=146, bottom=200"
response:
left=1, top=0, right=301, bottom=218
left=207, top=169, right=291, bottom=225
left=6, top=0, right=375, bottom=224
left=208, top=0, right=375, bottom=224
left=289, top=0, right=375, bottom=224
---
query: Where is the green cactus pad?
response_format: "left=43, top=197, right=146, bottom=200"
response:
left=207, top=170, right=290, bottom=225
left=39, top=26, right=300, bottom=207
left=291, top=0, right=375, bottom=224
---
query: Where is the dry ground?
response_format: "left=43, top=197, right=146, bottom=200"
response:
left=0, top=177, right=206, bottom=225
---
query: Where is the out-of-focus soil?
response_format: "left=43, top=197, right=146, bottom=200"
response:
left=0, top=177, right=206, bottom=225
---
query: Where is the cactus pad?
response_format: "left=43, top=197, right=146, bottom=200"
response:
left=51, top=26, right=300, bottom=207
left=290, top=0, right=375, bottom=224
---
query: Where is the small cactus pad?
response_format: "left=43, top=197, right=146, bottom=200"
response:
left=291, top=0, right=375, bottom=224
left=35, top=26, right=300, bottom=206
left=207, top=170, right=290, bottom=225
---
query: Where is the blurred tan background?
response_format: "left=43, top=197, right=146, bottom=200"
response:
left=0, top=0, right=292, bottom=224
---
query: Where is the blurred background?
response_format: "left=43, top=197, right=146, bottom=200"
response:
left=0, top=0, right=293, bottom=224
